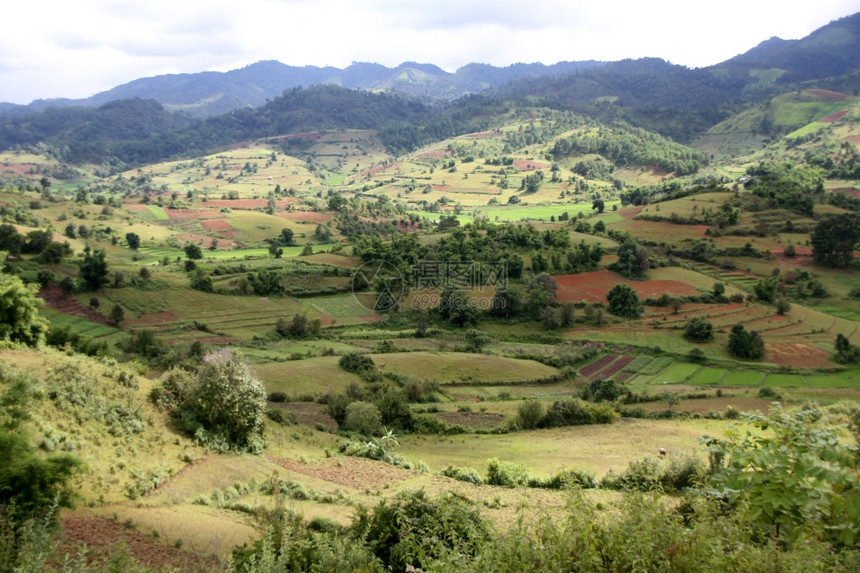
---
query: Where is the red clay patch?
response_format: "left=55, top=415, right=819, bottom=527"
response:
left=203, top=198, right=298, bottom=209
left=513, top=160, right=552, bottom=171
left=555, top=270, right=698, bottom=303
left=164, top=208, right=220, bottom=220
left=200, top=219, right=234, bottom=232
left=465, top=130, right=503, bottom=139
left=417, top=149, right=451, bottom=159
left=60, top=516, right=218, bottom=572
left=766, top=343, right=833, bottom=368
left=820, top=109, right=849, bottom=123
left=38, top=286, right=111, bottom=325
left=806, top=89, right=850, bottom=102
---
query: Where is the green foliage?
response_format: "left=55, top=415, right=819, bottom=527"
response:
left=179, top=348, right=267, bottom=453
left=542, top=398, right=618, bottom=427
left=754, top=276, right=778, bottom=303
left=584, top=378, right=622, bottom=402
left=486, top=458, right=530, bottom=487
left=440, top=465, right=483, bottom=485
left=78, top=249, right=108, bottom=291
left=606, top=283, right=641, bottom=318
left=703, top=404, right=860, bottom=547
left=0, top=375, right=82, bottom=529
left=745, top=162, right=822, bottom=217
left=516, top=399, right=545, bottom=429
left=727, top=324, right=765, bottom=360
left=811, top=212, right=860, bottom=267
left=683, top=317, right=714, bottom=342
left=338, top=353, right=376, bottom=375
left=125, top=232, right=140, bottom=249
left=342, top=401, right=382, bottom=436
left=352, top=489, right=490, bottom=573
left=183, top=241, right=203, bottom=260
left=275, top=314, right=321, bottom=339
left=611, top=238, right=649, bottom=278
left=835, top=333, right=860, bottom=364
left=0, top=271, right=47, bottom=346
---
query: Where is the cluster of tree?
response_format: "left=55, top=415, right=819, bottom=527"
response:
left=551, top=122, right=706, bottom=175
left=811, top=212, right=860, bottom=267
left=274, top=313, right=321, bottom=339
left=727, top=324, right=765, bottom=360
left=743, top=162, right=824, bottom=217
left=150, top=348, right=267, bottom=453
left=0, top=224, right=72, bottom=263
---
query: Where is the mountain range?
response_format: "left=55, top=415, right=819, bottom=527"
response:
left=2, top=11, right=860, bottom=120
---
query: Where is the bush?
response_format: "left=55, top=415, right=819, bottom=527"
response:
left=607, top=283, right=641, bottom=318
left=516, top=400, right=545, bottom=429
left=542, top=399, right=618, bottom=427
left=179, top=348, right=267, bottom=453
left=528, top=469, right=597, bottom=489
left=440, top=465, right=483, bottom=485
left=486, top=458, right=530, bottom=487
left=683, top=317, right=714, bottom=342
left=352, top=490, right=490, bottom=572
left=338, top=352, right=376, bottom=374
left=342, top=401, right=382, bottom=436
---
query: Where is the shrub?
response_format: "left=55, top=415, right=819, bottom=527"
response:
left=338, top=352, right=376, bottom=374
left=607, top=283, right=641, bottom=318
left=352, top=490, right=490, bottom=572
left=179, top=348, right=267, bottom=453
left=486, top=458, right=529, bottom=487
left=528, top=469, right=597, bottom=489
left=683, top=317, right=714, bottom=342
left=342, top=401, right=382, bottom=436
left=542, top=399, right=618, bottom=427
left=440, top=465, right=483, bottom=485
left=516, top=400, right=545, bottom=429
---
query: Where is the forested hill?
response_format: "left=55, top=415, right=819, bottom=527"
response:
left=0, top=86, right=436, bottom=166
left=0, top=59, right=605, bottom=119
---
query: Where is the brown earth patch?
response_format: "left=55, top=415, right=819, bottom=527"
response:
left=125, top=311, right=180, bottom=327
left=123, top=203, right=150, bottom=212
left=38, top=286, right=111, bottom=324
left=203, top=198, right=298, bottom=209
left=806, top=89, right=850, bottom=102
left=766, top=343, right=834, bottom=368
left=59, top=516, right=218, bottom=572
left=638, top=397, right=773, bottom=414
left=273, top=402, right=338, bottom=431
left=555, top=270, right=698, bottom=304
left=279, top=211, right=332, bottom=223
left=513, top=159, right=552, bottom=171
left=268, top=456, right=419, bottom=490
left=200, top=219, right=234, bottom=232
left=417, top=149, right=451, bottom=159
left=820, top=109, right=849, bottom=123
left=437, top=411, right=507, bottom=430
left=164, top=208, right=220, bottom=220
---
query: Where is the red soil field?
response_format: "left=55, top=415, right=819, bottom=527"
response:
left=200, top=219, right=234, bottom=232
left=618, top=205, right=645, bottom=219
left=279, top=211, right=332, bottom=223
left=60, top=516, right=218, bottom=572
left=123, top=203, right=150, bottom=212
left=579, top=354, right=619, bottom=378
left=513, top=160, right=552, bottom=171
left=555, top=270, right=699, bottom=303
left=203, top=198, right=297, bottom=209
left=806, top=89, right=850, bottom=102
left=820, top=109, right=849, bottom=123
left=417, top=149, right=451, bottom=159
left=766, top=343, right=833, bottom=368
left=38, top=286, right=111, bottom=325
left=600, top=355, right=635, bottom=379
left=164, top=208, right=219, bottom=220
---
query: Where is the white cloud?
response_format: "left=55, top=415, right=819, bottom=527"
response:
left=0, top=0, right=857, bottom=103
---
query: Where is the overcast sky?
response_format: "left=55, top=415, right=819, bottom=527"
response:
left=1, top=0, right=859, bottom=104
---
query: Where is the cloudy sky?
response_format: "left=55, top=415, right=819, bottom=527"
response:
left=1, top=0, right=858, bottom=104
